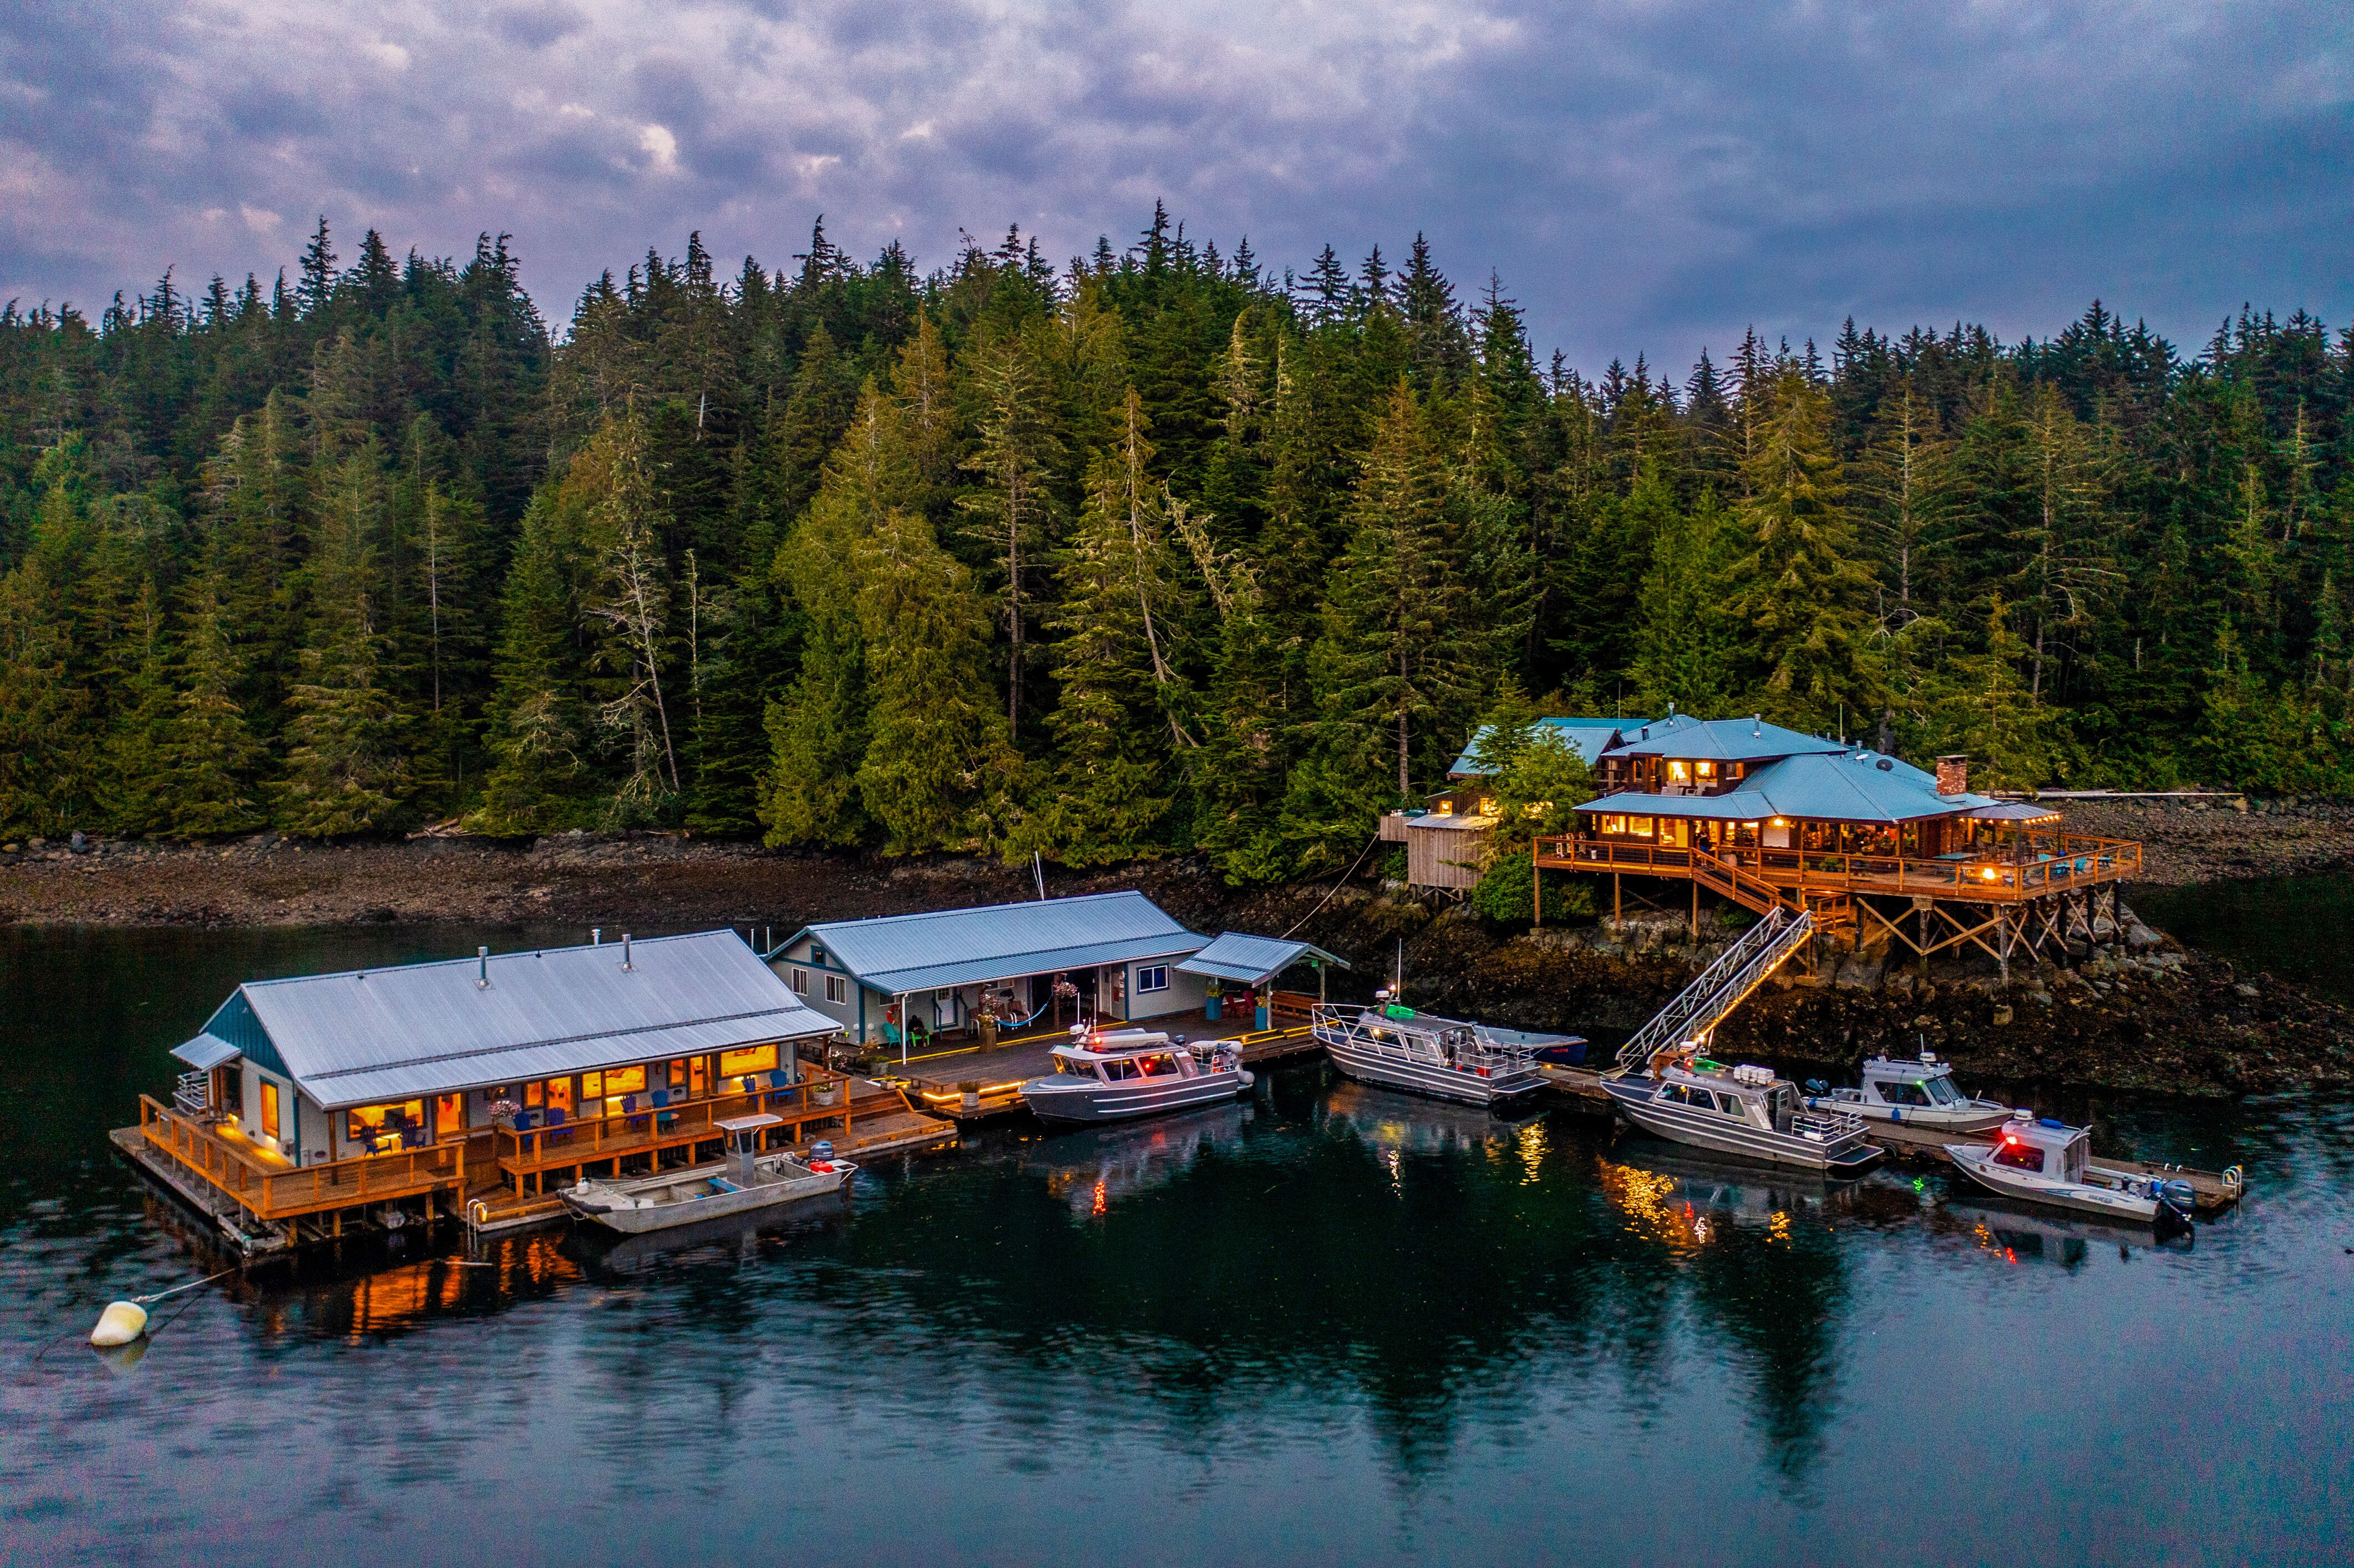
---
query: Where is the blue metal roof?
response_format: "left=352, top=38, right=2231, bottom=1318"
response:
left=1449, top=717, right=1635, bottom=776
left=1176, top=932, right=1351, bottom=987
left=793, top=891, right=1209, bottom=996
left=1577, top=750, right=2002, bottom=824
left=1604, top=713, right=1848, bottom=762
left=225, top=931, right=838, bottom=1109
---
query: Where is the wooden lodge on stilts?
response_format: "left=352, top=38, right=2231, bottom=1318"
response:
left=1526, top=713, right=2143, bottom=981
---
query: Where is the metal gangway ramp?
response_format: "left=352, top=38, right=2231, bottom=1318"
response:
left=1614, top=905, right=1816, bottom=1073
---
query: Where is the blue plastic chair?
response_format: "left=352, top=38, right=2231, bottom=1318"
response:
left=545, top=1105, right=569, bottom=1147
left=651, top=1088, right=676, bottom=1133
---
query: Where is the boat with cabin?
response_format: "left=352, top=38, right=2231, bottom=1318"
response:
left=560, top=1115, right=855, bottom=1234
left=1945, top=1112, right=2194, bottom=1234
left=1017, top=1027, right=1252, bottom=1125
left=1311, top=998, right=1547, bottom=1107
left=1802, top=1051, right=2016, bottom=1133
left=1604, top=1058, right=1883, bottom=1174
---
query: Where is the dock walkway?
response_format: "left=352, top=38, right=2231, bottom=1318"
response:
left=1537, top=1065, right=2245, bottom=1212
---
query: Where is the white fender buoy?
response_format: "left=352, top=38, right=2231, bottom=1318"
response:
left=90, top=1300, right=149, bottom=1347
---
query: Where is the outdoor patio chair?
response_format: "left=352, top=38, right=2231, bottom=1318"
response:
left=545, top=1106, right=569, bottom=1146
left=651, top=1088, right=676, bottom=1132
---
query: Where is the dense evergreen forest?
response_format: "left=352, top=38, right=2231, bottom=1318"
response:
left=3, top=208, right=2350, bottom=881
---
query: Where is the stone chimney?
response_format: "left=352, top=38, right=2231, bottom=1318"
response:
left=1935, top=755, right=1969, bottom=796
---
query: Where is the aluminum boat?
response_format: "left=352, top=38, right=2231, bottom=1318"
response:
left=1311, top=1002, right=1545, bottom=1107
left=1018, top=1027, right=1252, bottom=1125
left=1803, top=1051, right=2017, bottom=1133
left=560, top=1114, right=855, bottom=1234
left=1945, top=1112, right=2193, bottom=1234
left=1604, top=1058, right=1882, bottom=1174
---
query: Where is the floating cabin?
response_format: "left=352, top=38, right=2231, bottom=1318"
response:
left=1524, top=713, right=2143, bottom=976
left=132, top=931, right=891, bottom=1247
left=770, top=892, right=1346, bottom=1055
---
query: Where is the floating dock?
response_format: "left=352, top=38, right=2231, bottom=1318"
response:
left=1538, top=1064, right=2245, bottom=1212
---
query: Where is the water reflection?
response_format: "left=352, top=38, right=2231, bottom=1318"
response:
left=7, top=927, right=2347, bottom=1565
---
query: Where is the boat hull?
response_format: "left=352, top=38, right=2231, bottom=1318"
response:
left=565, top=1164, right=853, bottom=1234
left=1318, top=1029, right=1543, bottom=1108
left=1809, top=1095, right=2017, bottom=1134
left=1019, top=1069, right=1248, bottom=1125
left=1605, top=1077, right=1881, bottom=1173
left=1945, top=1143, right=2167, bottom=1224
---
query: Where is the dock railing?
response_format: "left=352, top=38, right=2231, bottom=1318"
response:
left=489, top=1067, right=860, bottom=1178
left=1535, top=831, right=2140, bottom=903
left=137, top=1095, right=470, bottom=1221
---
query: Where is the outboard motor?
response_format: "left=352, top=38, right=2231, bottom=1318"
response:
left=2150, top=1178, right=2195, bottom=1241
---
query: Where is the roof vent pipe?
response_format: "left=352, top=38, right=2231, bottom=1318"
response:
left=592, top=927, right=602, bottom=946
left=622, top=933, right=633, bottom=971
left=477, top=946, right=490, bottom=988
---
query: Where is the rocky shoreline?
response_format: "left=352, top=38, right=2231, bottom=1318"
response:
left=2, top=801, right=2348, bottom=1099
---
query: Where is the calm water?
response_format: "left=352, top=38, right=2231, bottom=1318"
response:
left=3, top=925, right=2351, bottom=1566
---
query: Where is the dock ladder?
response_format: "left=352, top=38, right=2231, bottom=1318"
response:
left=1614, top=905, right=1816, bottom=1073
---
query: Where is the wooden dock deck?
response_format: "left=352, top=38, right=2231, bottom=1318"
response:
left=1536, top=1064, right=2245, bottom=1212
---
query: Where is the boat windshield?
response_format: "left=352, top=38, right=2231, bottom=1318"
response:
left=1058, top=1058, right=1101, bottom=1078
left=1134, top=1053, right=1182, bottom=1078
left=1922, top=1075, right=1962, bottom=1105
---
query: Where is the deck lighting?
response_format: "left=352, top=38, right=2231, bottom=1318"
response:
left=1980, top=866, right=2001, bottom=882
left=1770, top=818, right=1788, bottom=828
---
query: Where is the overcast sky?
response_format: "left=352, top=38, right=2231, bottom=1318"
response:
left=3, top=1, right=2347, bottom=375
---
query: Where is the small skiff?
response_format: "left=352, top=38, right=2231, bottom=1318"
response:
left=561, top=1114, right=855, bottom=1235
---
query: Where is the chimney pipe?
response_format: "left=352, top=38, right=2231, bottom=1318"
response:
left=621, top=932, right=633, bottom=971
left=592, top=927, right=602, bottom=946
left=1935, top=755, right=1969, bottom=797
left=476, top=946, right=490, bottom=988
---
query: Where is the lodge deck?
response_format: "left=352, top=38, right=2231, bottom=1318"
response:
left=894, top=994, right=1323, bottom=1120
left=1537, top=1064, right=2244, bottom=1211
left=1534, top=833, right=2141, bottom=917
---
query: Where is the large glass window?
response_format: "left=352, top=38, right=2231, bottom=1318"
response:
left=435, top=1093, right=466, bottom=1140
left=825, top=975, right=848, bottom=1003
left=719, top=1044, right=779, bottom=1080
left=260, top=1079, right=280, bottom=1141
left=347, top=1099, right=427, bottom=1149
left=603, top=1065, right=646, bottom=1095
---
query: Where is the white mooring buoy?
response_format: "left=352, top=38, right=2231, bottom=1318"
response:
left=90, top=1300, right=149, bottom=1347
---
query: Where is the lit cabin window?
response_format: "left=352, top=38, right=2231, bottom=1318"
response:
left=719, top=1043, right=779, bottom=1080
left=1627, top=816, right=1655, bottom=838
left=1477, top=796, right=1497, bottom=818
left=1432, top=799, right=1454, bottom=816
left=1601, top=814, right=1628, bottom=835
left=1696, top=760, right=1717, bottom=781
left=1666, top=760, right=1690, bottom=784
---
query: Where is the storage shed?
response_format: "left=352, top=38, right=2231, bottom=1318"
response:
left=772, top=891, right=1214, bottom=1050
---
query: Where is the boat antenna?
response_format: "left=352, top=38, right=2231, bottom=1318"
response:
left=1034, top=851, right=1046, bottom=901
left=1394, top=937, right=1403, bottom=1001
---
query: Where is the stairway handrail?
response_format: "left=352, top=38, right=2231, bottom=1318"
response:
left=1615, top=906, right=1815, bottom=1072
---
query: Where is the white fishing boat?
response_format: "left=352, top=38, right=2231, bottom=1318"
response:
left=1604, top=1058, right=1883, bottom=1174
left=1946, top=1113, right=2193, bottom=1234
left=1018, top=1028, right=1252, bottom=1126
left=1803, top=1051, right=2016, bottom=1133
left=1311, top=1001, right=1546, bottom=1107
left=561, top=1114, right=855, bottom=1234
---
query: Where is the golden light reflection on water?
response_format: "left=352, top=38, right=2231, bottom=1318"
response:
left=1516, top=1123, right=1547, bottom=1183
left=1594, top=1157, right=1707, bottom=1251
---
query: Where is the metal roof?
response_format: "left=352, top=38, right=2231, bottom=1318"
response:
left=792, top=891, right=1208, bottom=996
left=1448, top=717, right=1635, bottom=777
left=1965, top=800, right=2062, bottom=823
left=225, top=931, right=838, bottom=1109
left=1577, top=750, right=2002, bottom=825
left=1176, top=932, right=1351, bottom=987
left=170, top=1032, right=241, bottom=1071
left=1603, top=713, right=1848, bottom=762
